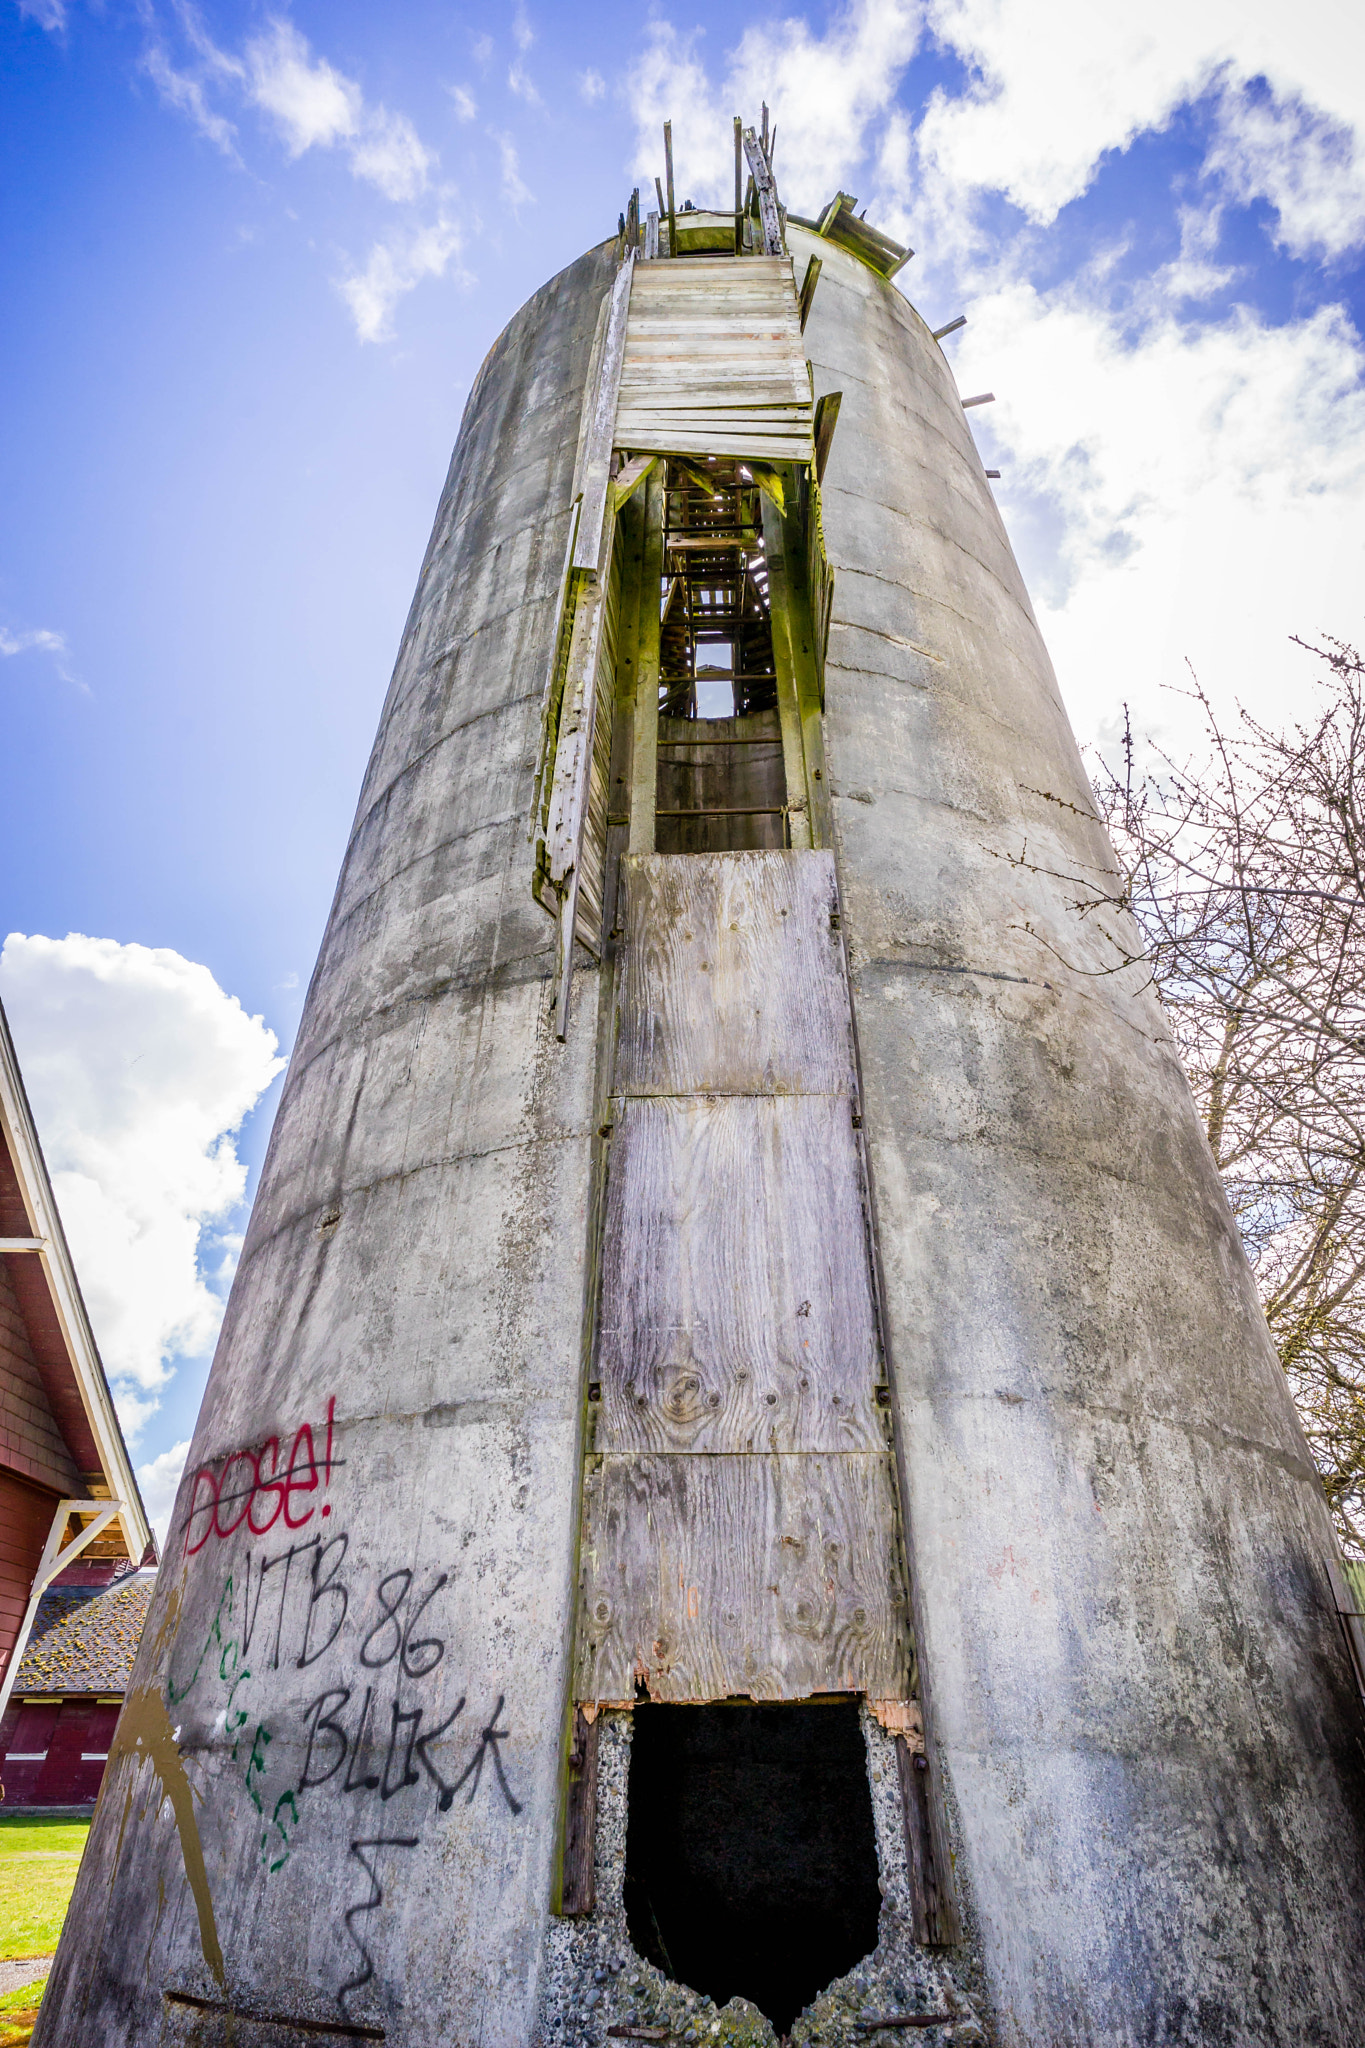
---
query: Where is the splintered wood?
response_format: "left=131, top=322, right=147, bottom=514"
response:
left=575, top=852, right=912, bottom=1703
left=616, top=258, right=815, bottom=464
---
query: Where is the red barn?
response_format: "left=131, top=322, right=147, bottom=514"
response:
left=1, top=1565, right=156, bottom=1810
left=0, top=997, right=155, bottom=1810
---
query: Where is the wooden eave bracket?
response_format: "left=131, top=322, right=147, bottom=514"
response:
left=0, top=1497, right=125, bottom=1725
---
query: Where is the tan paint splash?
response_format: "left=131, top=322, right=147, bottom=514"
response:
left=108, top=1676, right=226, bottom=1990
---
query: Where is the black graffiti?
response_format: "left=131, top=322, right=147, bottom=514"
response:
left=294, top=1686, right=518, bottom=1813
left=299, top=1534, right=350, bottom=1667
left=358, top=1569, right=449, bottom=1677
left=299, top=1690, right=350, bottom=1791
left=439, top=1696, right=522, bottom=1816
left=337, top=1835, right=418, bottom=2021
left=244, top=1537, right=321, bottom=1670
left=344, top=1689, right=381, bottom=1793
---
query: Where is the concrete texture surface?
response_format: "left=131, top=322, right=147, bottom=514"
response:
left=793, top=220, right=1365, bottom=2044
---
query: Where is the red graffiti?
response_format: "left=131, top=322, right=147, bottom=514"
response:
left=184, top=1400, right=337, bottom=1556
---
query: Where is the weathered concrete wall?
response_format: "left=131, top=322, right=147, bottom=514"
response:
left=794, top=220, right=1365, bottom=2044
left=36, top=242, right=618, bottom=2048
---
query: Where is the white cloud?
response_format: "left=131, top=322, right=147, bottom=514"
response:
left=1, top=624, right=67, bottom=659
left=580, top=69, right=606, bottom=105
left=241, top=20, right=433, bottom=200
left=1, top=621, right=78, bottom=688
left=508, top=62, right=542, bottom=109
left=246, top=19, right=361, bottom=156
left=0, top=934, right=285, bottom=1439
left=513, top=4, right=534, bottom=53
left=449, top=84, right=477, bottom=122
left=17, top=0, right=65, bottom=30
left=338, top=215, right=466, bottom=343
left=920, top=0, right=1365, bottom=253
left=348, top=106, right=435, bottom=203
left=472, top=34, right=493, bottom=67
left=496, top=134, right=533, bottom=211
left=142, top=43, right=239, bottom=159
left=952, top=284, right=1365, bottom=755
left=627, top=0, right=922, bottom=218
left=1208, top=84, right=1365, bottom=260
left=136, top=1438, right=191, bottom=1550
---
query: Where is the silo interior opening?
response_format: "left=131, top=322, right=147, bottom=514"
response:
left=623, top=1700, right=882, bottom=2032
left=654, top=456, right=787, bottom=855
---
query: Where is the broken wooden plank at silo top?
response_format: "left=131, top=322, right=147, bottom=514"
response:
left=808, top=193, right=913, bottom=280
left=798, top=255, right=823, bottom=330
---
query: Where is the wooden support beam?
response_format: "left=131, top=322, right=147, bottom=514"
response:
left=733, top=116, right=743, bottom=255
left=628, top=469, right=664, bottom=855
left=663, top=122, right=676, bottom=259
left=773, top=478, right=832, bottom=848
left=759, top=481, right=812, bottom=849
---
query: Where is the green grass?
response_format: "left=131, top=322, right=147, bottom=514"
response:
left=0, top=1983, right=45, bottom=2015
left=0, top=1817, right=89, bottom=1962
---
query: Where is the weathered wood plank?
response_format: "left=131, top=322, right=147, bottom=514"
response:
left=743, top=127, right=784, bottom=255
left=576, top=1451, right=910, bottom=1702
left=614, top=852, right=853, bottom=1096
left=597, top=1093, right=881, bottom=1454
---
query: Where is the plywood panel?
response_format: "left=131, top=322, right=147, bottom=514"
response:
left=597, top=1095, right=881, bottom=1454
left=575, top=1451, right=909, bottom=1702
left=614, top=852, right=854, bottom=1098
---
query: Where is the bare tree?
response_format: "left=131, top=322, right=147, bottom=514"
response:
left=1014, top=639, right=1365, bottom=1557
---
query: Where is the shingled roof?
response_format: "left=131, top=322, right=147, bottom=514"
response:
left=14, top=1571, right=155, bottom=1694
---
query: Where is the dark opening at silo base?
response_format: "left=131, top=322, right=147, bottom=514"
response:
left=624, top=1700, right=883, bottom=2033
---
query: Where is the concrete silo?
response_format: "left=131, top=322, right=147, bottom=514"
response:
left=37, top=123, right=1365, bottom=2048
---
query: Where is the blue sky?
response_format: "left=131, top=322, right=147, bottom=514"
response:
left=3, top=0, right=1363, bottom=1531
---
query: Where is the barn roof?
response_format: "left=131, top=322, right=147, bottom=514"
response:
left=14, top=1571, right=156, bottom=1695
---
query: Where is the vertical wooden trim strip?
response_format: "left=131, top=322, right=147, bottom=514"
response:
left=895, top=1733, right=961, bottom=1946
left=560, top=1707, right=600, bottom=1916
left=574, top=257, right=635, bottom=575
